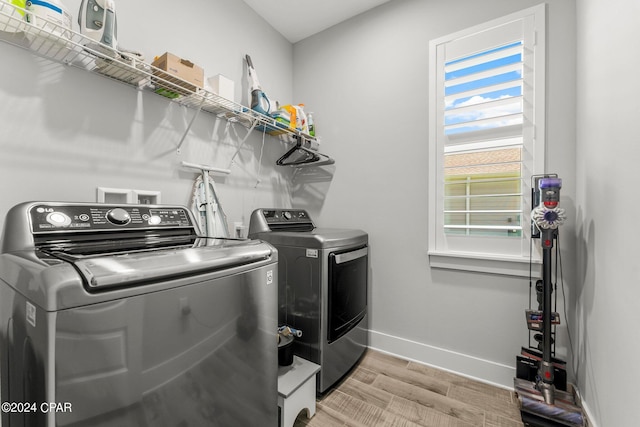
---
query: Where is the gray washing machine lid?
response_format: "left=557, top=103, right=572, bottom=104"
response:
left=0, top=237, right=277, bottom=311
left=57, top=238, right=274, bottom=290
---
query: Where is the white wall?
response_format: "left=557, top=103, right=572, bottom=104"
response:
left=575, top=0, right=640, bottom=425
left=293, top=0, right=577, bottom=389
left=0, top=0, right=297, bottom=232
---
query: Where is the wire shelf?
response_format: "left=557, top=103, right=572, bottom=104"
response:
left=0, top=1, right=319, bottom=147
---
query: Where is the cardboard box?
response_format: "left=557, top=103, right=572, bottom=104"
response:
left=151, top=52, right=204, bottom=96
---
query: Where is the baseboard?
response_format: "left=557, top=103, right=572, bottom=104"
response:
left=572, top=387, right=597, bottom=427
left=368, top=329, right=516, bottom=389
left=583, top=404, right=597, bottom=427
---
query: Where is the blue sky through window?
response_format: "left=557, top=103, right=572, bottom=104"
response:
left=443, top=41, right=523, bottom=134
left=445, top=41, right=522, bottom=66
left=446, top=70, right=521, bottom=96
left=445, top=53, right=522, bottom=82
left=448, top=86, right=522, bottom=110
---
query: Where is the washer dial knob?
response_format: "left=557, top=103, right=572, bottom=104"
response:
left=106, top=208, right=131, bottom=225
left=283, top=211, right=292, bottom=220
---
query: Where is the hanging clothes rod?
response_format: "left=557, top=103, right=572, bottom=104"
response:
left=181, top=161, right=231, bottom=175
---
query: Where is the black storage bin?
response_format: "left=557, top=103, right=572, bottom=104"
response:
left=278, top=334, right=294, bottom=366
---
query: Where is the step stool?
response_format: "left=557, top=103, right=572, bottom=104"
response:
left=277, top=356, right=321, bottom=427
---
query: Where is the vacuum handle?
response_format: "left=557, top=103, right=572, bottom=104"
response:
left=245, top=54, right=254, bottom=69
left=251, top=90, right=271, bottom=115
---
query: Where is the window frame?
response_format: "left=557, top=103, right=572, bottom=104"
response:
left=428, top=4, right=546, bottom=277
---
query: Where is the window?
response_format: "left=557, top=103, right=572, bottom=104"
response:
left=428, top=5, right=546, bottom=276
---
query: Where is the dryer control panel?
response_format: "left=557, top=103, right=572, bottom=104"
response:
left=249, top=208, right=315, bottom=233
left=262, top=209, right=309, bottom=223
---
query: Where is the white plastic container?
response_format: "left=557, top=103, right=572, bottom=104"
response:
left=207, top=74, right=235, bottom=102
left=25, top=0, right=72, bottom=38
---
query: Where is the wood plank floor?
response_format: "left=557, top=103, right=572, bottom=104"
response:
left=294, top=349, right=524, bottom=427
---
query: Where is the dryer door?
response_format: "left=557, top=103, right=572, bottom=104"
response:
left=327, top=246, right=368, bottom=343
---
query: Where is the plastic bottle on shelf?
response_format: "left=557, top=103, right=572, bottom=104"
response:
left=0, top=1, right=27, bottom=33
left=295, top=104, right=309, bottom=134
left=307, top=112, right=315, bottom=137
left=25, top=0, right=72, bottom=38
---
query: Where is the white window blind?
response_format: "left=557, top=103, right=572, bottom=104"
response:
left=429, top=4, right=546, bottom=271
left=444, top=37, right=524, bottom=237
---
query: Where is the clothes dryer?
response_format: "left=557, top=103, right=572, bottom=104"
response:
left=249, top=208, right=368, bottom=393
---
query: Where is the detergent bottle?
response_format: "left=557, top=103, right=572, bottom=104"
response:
left=294, top=104, right=309, bottom=134
left=280, top=105, right=297, bottom=130
left=0, top=0, right=27, bottom=33
left=272, top=104, right=309, bottom=133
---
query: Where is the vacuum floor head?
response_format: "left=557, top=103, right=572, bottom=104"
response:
left=514, top=378, right=584, bottom=427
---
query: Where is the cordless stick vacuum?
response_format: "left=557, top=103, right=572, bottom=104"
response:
left=533, top=178, right=565, bottom=404
left=245, top=54, right=275, bottom=116
left=515, top=177, right=584, bottom=427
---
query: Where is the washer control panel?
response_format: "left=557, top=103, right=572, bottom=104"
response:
left=29, top=203, right=193, bottom=233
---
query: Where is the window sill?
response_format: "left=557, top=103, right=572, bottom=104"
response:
left=428, top=250, right=541, bottom=278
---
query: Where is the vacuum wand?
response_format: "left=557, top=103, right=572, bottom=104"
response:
left=539, top=226, right=556, bottom=403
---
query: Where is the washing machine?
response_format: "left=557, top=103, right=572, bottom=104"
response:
left=0, top=201, right=278, bottom=426
left=249, top=208, right=368, bottom=393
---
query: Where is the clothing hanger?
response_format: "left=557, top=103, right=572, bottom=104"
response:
left=276, top=136, right=335, bottom=167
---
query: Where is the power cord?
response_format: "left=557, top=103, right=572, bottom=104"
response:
left=254, top=126, right=267, bottom=188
